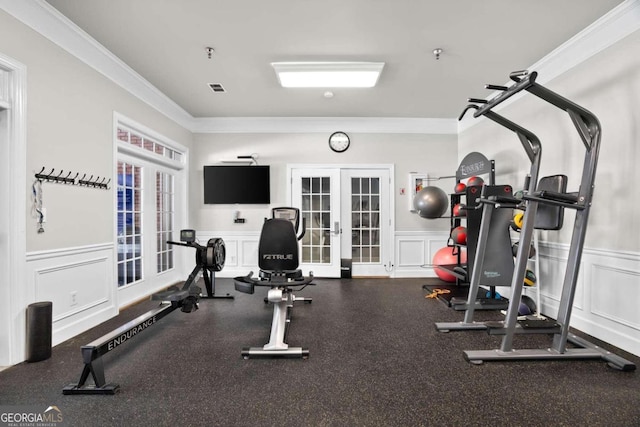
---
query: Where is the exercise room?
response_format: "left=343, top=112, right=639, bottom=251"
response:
left=1, top=1, right=639, bottom=425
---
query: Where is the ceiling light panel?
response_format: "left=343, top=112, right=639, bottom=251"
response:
left=271, top=62, right=385, bottom=88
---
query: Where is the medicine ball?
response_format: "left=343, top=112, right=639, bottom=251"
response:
left=432, top=246, right=467, bottom=282
left=452, top=203, right=466, bottom=217
left=524, top=269, right=537, bottom=287
left=511, top=212, right=524, bottom=231
left=413, top=186, right=448, bottom=219
left=512, top=242, right=536, bottom=258
left=467, top=176, right=484, bottom=187
left=450, top=226, right=467, bottom=245
left=454, top=182, right=466, bottom=193
left=518, top=295, right=537, bottom=316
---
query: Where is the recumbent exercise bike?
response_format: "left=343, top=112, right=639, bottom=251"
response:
left=234, top=207, right=315, bottom=359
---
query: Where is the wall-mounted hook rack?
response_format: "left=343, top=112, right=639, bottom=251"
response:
left=35, top=167, right=111, bottom=190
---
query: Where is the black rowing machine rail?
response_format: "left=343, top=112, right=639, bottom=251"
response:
left=63, top=230, right=228, bottom=395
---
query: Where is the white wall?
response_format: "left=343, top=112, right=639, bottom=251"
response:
left=190, top=132, right=456, bottom=277
left=0, top=10, right=193, bottom=364
left=458, top=28, right=640, bottom=356
left=191, top=132, right=457, bottom=232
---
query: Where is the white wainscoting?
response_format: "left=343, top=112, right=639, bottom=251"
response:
left=536, top=242, right=640, bottom=357
left=198, top=231, right=261, bottom=278
left=207, top=229, right=450, bottom=279
left=393, top=231, right=449, bottom=278
left=25, top=243, right=118, bottom=347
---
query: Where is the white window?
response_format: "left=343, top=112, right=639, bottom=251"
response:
left=116, top=161, right=143, bottom=286
left=115, top=115, right=186, bottom=301
left=156, top=171, right=174, bottom=273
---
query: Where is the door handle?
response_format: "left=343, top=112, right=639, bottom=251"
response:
left=334, top=221, right=341, bottom=235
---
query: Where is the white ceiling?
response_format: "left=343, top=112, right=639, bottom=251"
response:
left=44, top=0, right=624, bottom=120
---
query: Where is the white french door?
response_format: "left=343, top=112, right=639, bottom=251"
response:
left=291, top=168, right=342, bottom=277
left=289, top=165, right=393, bottom=278
left=341, top=169, right=391, bottom=277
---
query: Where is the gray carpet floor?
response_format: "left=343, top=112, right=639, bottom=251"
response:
left=1, top=277, right=638, bottom=426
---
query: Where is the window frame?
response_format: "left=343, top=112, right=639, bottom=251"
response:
left=114, top=113, right=187, bottom=297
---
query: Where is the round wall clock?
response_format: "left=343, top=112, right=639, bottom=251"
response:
left=328, top=131, right=350, bottom=153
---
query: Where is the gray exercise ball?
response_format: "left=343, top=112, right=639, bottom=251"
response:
left=413, top=186, right=448, bottom=219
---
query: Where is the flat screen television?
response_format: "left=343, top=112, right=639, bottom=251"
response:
left=203, top=165, right=271, bottom=204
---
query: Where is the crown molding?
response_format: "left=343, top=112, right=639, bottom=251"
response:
left=2, top=0, right=638, bottom=135
left=191, top=117, right=457, bottom=134
left=458, top=0, right=640, bottom=133
left=0, top=0, right=195, bottom=130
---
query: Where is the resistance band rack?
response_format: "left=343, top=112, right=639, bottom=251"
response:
left=457, top=70, right=635, bottom=370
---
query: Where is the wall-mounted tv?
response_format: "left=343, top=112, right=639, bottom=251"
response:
left=203, top=165, right=271, bottom=204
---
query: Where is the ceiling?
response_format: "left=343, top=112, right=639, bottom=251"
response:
left=44, top=0, right=624, bottom=120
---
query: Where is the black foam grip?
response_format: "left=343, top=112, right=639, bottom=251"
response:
left=26, top=301, right=52, bottom=362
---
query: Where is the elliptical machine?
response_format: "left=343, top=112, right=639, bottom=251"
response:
left=234, top=207, right=315, bottom=359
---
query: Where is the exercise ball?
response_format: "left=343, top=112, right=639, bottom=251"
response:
left=432, top=247, right=467, bottom=282
left=454, top=182, right=466, bottom=193
left=467, top=176, right=484, bottom=187
left=450, top=226, right=467, bottom=245
left=452, top=203, right=466, bottom=217
left=519, top=295, right=537, bottom=316
left=413, top=186, right=448, bottom=219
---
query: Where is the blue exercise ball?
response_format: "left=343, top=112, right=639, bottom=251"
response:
left=413, top=186, right=448, bottom=219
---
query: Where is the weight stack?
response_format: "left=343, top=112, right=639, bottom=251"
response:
left=26, top=301, right=52, bottom=362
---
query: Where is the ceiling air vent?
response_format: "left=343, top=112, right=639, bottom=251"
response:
left=208, top=83, right=226, bottom=93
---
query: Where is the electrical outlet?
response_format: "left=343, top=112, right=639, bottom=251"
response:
left=70, top=291, right=77, bottom=307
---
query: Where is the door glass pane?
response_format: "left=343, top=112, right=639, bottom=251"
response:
left=351, top=176, right=381, bottom=265
left=302, top=178, right=311, bottom=194
left=371, top=178, right=379, bottom=194
left=351, top=195, right=360, bottom=211
left=156, top=171, right=174, bottom=274
left=300, top=175, right=332, bottom=264
left=322, top=195, right=330, bottom=210
left=362, top=178, right=370, bottom=193
left=117, top=161, right=143, bottom=286
left=322, top=247, right=330, bottom=263
left=351, top=178, right=360, bottom=193
left=322, top=177, right=330, bottom=192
